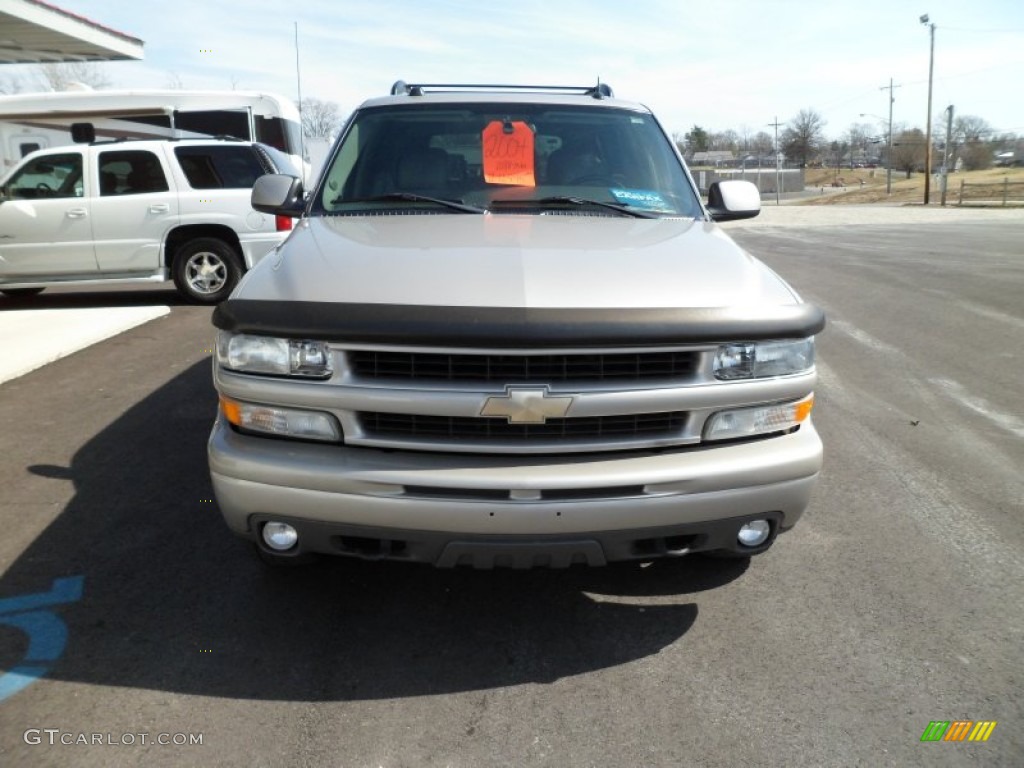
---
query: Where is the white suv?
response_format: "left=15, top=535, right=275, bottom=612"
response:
left=0, top=138, right=295, bottom=303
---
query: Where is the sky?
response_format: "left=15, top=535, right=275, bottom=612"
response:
left=9, top=0, right=1024, bottom=142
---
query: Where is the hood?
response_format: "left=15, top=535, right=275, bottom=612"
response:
left=235, top=213, right=799, bottom=309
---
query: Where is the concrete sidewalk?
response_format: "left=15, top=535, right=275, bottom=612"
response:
left=0, top=305, right=170, bottom=385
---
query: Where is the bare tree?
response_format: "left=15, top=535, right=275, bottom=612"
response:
left=165, top=71, right=184, bottom=90
left=892, top=128, right=927, bottom=176
left=710, top=129, right=739, bottom=152
left=781, top=109, right=826, bottom=166
left=300, top=98, right=343, bottom=140
left=738, top=124, right=751, bottom=152
left=950, top=115, right=994, bottom=170
left=829, top=140, right=850, bottom=171
left=35, top=62, right=111, bottom=91
left=750, top=131, right=774, bottom=157
left=847, top=123, right=874, bottom=166
left=951, top=114, right=991, bottom=143
left=959, top=139, right=993, bottom=171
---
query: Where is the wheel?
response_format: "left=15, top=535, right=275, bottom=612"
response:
left=172, top=237, right=243, bottom=304
left=1, top=287, right=45, bottom=298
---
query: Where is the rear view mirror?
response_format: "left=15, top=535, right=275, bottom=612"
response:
left=251, top=174, right=305, bottom=216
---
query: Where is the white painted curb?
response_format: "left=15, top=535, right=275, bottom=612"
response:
left=0, top=306, right=171, bottom=385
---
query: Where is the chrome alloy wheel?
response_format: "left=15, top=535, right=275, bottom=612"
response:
left=184, top=250, right=228, bottom=295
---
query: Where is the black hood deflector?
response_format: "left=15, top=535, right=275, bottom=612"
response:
left=213, top=301, right=826, bottom=347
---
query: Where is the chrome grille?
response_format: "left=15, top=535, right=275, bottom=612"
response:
left=348, top=350, right=700, bottom=383
left=358, top=411, right=687, bottom=442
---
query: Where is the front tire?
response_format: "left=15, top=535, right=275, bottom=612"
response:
left=1, top=287, right=45, bottom=298
left=172, top=237, right=242, bottom=304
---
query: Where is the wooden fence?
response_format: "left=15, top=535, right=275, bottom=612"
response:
left=957, top=177, right=1024, bottom=206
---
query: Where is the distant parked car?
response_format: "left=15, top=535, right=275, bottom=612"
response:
left=994, top=151, right=1018, bottom=167
left=0, top=138, right=296, bottom=303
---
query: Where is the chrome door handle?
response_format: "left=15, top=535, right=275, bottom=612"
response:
left=149, top=203, right=169, bottom=213
left=66, top=208, right=87, bottom=219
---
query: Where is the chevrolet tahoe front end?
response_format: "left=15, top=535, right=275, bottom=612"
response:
left=207, top=83, right=825, bottom=568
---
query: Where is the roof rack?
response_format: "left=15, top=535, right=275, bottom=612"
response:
left=87, top=134, right=246, bottom=146
left=389, top=80, right=614, bottom=99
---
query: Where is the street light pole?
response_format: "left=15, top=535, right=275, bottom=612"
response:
left=921, top=14, right=935, bottom=205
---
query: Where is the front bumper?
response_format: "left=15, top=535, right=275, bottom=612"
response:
left=208, top=416, right=822, bottom=566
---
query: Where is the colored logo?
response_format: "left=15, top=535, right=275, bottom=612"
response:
left=920, top=720, right=997, bottom=742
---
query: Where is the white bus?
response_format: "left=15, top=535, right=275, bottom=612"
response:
left=0, top=89, right=306, bottom=179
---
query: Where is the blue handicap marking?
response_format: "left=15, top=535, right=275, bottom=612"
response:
left=0, top=576, right=84, bottom=702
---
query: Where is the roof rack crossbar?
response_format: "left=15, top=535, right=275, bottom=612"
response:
left=390, top=81, right=614, bottom=99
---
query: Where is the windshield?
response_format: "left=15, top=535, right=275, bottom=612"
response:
left=314, top=102, right=701, bottom=217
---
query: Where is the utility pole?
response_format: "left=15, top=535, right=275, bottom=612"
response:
left=921, top=15, right=936, bottom=205
left=767, top=116, right=782, bottom=205
left=941, top=105, right=954, bottom=206
left=880, top=78, right=901, bottom=195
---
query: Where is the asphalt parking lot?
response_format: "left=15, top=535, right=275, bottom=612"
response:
left=0, top=206, right=1022, bottom=767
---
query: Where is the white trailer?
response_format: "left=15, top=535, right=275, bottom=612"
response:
left=0, top=88, right=306, bottom=179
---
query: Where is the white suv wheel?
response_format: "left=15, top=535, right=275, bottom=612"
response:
left=172, top=237, right=243, bottom=304
left=185, top=250, right=228, bottom=294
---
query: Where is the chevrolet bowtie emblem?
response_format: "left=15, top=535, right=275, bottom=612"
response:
left=480, top=388, right=574, bottom=424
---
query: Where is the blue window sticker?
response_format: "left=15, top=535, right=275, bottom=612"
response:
left=610, top=188, right=670, bottom=212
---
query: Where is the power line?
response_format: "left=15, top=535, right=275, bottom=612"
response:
left=940, top=25, right=1024, bottom=33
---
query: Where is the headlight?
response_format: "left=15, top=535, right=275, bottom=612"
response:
left=713, top=338, right=814, bottom=380
left=220, top=396, right=341, bottom=442
left=704, top=395, right=814, bottom=441
left=217, top=331, right=332, bottom=378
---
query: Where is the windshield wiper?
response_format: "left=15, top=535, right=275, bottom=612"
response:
left=491, top=196, right=661, bottom=219
left=331, top=192, right=486, bottom=214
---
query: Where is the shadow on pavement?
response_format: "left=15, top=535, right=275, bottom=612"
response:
left=0, top=286, right=183, bottom=311
left=0, top=360, right=747, bottom=702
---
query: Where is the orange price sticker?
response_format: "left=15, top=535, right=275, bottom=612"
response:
left=482, top=120, right=535, bottom=186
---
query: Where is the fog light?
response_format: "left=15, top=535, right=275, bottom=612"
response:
left=262, top=522, right=298, bottom=551
left=737, top=520, right=771, bottom=547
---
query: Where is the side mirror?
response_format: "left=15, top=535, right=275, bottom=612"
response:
left=251, top=174, right=305, bottom=217
left=706, top=180, right=761, bottom=222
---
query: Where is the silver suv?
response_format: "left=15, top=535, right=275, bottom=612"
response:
left=0, top=138, right=296, bottom=303
left=209, top=82, right=824, bottom=568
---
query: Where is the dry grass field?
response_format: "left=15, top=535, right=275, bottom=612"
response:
left=799, top=166, right=1024, bottom=205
